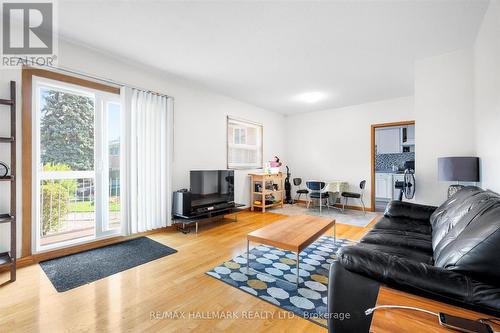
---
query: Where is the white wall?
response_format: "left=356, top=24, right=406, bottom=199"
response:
left=0, top=39, right=286, bottom=256
left=2, top=1, right=499, bottom=257
left=474, top=0, right=500, bottom=193
left=284, top=8, right=500, bottom=209
left=414, top=49, right=476, bottom=205
left=57, top=41, right=286, bottom=195
left=285, top=96, right=414, bottom=209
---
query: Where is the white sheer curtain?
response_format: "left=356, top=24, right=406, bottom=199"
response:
left=120, top=87, right=173, bottom=235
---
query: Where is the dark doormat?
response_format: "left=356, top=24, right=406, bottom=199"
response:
left=40, top=237, right=177, bottom=292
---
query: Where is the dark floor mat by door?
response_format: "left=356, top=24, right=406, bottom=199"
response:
left=40, top=237, right=177, bottom=292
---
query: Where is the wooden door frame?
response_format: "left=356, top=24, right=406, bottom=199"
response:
left=21, top=67, right=120, bottom=258
left=370, top=121, right=415, bottom=212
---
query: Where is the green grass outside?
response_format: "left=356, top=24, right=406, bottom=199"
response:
left=68, top=201, right=121, bottom=213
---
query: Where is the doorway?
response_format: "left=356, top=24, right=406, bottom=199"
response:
left=371, top=121, right=415, bottom=212
left=32, top=76, right=122, bottom=252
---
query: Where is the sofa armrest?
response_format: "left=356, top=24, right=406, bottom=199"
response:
left=328, top=262, right=379, bottom=333
left=384, top=200, right=437, bottom=221
left=337, top=245, right=500, bottom=314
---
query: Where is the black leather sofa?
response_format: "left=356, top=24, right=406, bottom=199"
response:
left=328, top=186, right=500, bottom=332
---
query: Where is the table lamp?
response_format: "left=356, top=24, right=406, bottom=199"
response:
left=438, top=157, right=480, bottom=198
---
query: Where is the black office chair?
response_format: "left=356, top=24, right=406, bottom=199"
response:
left=306, top=181, right=329, bottom=213
left=293, top=178, right=309, bottom=203
left=341, top=180, right=366, bottom=213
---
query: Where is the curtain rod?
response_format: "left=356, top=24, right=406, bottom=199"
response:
left=17, top=58, right=173, bottom=99
left=54, top=65, right=173, bottom=99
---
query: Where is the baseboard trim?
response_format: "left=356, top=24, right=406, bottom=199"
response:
left=0, top=226, right=175, bottom=272
left=333, top=204, right=375, bottom=212
left=16, top=256, right=34, bottom=268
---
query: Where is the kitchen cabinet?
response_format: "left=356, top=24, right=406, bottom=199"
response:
left=376, top=128, right=401, bottom=154
left=401, top=125, right=416, bottom=151
left=405, top=125, right=415, bottom=143
left=375, top=173, right=393, bottom=199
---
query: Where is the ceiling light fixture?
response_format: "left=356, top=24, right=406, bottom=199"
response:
left=295, top=91, right=327, bottom=103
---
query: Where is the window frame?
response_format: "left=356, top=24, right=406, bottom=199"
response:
left=32, top=76, right=122, bottom=253
left=22, top=67, right=121, bottom=258
left=226, top=116, right=263, bottom=170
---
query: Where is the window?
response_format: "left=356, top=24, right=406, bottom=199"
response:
left=33, top=76, right=121, bottom=251
left=233, top=128, right=247, bottom=145
left=227, top=117, right=263, bottom=169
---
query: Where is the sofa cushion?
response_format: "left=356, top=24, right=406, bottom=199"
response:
left=361, top=228, right=432, bottom=253
left=384, top=200, right=437, bottom=221
left=337, top=245, right=500, bottom=314
left=430, top=186, right=483, bottom=226
left=373, top=216, right=432, bottom=235
left=434, top=190, right=500, bottom=258
left=430, top=186, right=485, bottom=251
left=434, top=198, right=500, bottom=285
left=348, top=242, right=433, bottom=265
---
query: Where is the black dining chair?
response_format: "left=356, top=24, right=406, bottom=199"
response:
left=293, top=178, right=309, bottom=203
left=306, top=181, right=329, bottom=213
left=341, top=180, right=366, bottom=214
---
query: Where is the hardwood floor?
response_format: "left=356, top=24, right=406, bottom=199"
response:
left=0, top=211, right=372, bottom=332
left=0, top=211, right=368, bottom=332
left=2, top=211, right=497, bottom=332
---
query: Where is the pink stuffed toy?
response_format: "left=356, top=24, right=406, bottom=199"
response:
left=269, top=156, right=282, bottom=168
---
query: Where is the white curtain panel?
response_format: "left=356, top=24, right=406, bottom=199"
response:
left=120, top=87, right=173, bottom=235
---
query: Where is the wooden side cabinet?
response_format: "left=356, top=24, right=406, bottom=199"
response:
left=249, top=173, right=284, bottom=212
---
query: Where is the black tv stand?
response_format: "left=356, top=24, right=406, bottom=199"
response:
left=173, top=204, right=245, bottom=234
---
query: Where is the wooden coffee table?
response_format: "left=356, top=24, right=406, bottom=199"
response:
left=246, top=215, right=335, bottom=287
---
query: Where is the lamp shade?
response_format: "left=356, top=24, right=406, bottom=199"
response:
left=438, top=157, right=480, bottom=182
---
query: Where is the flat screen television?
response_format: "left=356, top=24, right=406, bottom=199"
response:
left=190, top=170, right=234, bottom=207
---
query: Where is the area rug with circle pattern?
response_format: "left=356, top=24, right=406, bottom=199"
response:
left=206, top=236, right=355, bottom=327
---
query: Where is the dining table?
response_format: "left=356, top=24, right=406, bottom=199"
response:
left=323, top=180, right=349, bottom=207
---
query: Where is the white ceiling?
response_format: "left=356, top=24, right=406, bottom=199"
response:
left=57, top=0, right=489, bottom=114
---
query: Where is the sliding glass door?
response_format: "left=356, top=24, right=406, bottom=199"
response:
left=104, top=102, right=121, bottom=232
left=33, top=76, right=121, bottom=252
